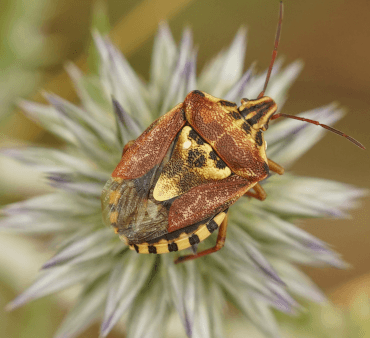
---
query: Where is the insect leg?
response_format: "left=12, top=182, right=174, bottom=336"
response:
left=244, top=159, right=283, bottom=200
left=244, top=183, right=267, bottom=201
left=174, top=214, right=229, bottom=264
left=122, top=140, right=135, bottom=156
left=268, top=158, right=284, bottom=175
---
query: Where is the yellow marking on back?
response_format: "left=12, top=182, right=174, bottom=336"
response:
left=233, top=118, right=247, bottom=129
left=153, top=126, right=231, bottom=201
left=110, top=211, right=118, bottom=224
left=112, top=177, right=124, bottom=184
left=109, top=190, right=121, bottom=204
left=183, top=140, right=191, bottom=149
left=129, top=211, right=227, bottom=254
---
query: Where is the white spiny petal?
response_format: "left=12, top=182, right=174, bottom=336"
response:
left=165, top=256, right=196, bottom=337
left=199, top=28, right=246, bottom=97
left=271, top=261, right=326, bottom=303
left=150, top=22, right=178, bottom=111
left=18, top=99, right=76, bottom=143
left=192, top=279, right=212, bottom=338
left=265, top=60, right=303, bottom=106
left=42, top=229, right=115, bottom=268
left=100, top=254, right=155, bottom=337
left=54, top=277, right=108, bottom=338
left=65, top=63, right=111, bottom=124
left=7, top=259, right=112, bottom=310
left=126, top=281, right=169, bottom=338
left=267, top=105, right=344, bottom=167
left=160, top=28, right=194, bottom=116
left=241, top=59, right=283, bottom=100
left=223, top=64, right=254, bottom=102
left=209, top=28, right=247, bottom=97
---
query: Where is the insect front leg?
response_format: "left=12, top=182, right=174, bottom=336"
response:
left=244, top=159, right=283, bottom=201
left=244, top=183, right=267, bottom=201
left=268, top=158, right=284, bottom=175
left=122, top=140, right=135, bottom=156
left=174, top=214, right=229, bottom=264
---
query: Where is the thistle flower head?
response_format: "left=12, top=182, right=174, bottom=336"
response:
left=0, top=23, right=365, bottom=338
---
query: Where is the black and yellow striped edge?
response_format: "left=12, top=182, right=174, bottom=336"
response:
left=127, top=211, right=227, bottom=254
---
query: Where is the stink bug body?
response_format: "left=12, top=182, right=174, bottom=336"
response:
left=101, top=2, right=364, bottom=263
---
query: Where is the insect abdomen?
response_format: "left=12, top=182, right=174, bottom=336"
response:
left=129, top=211, right=227, bottom=254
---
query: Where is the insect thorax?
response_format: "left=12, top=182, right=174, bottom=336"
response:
left=184, top=90, right=270, bottom=180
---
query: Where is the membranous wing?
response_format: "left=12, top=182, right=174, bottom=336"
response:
left=101, top=144, right=174, bottom=244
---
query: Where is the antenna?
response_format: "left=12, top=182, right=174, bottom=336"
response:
left=257, top=1, right=283, bottom=99
left=270, top=113, right=365, bottom=149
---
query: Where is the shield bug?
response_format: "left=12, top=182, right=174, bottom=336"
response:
left=101, top=2, right=364, bottom=264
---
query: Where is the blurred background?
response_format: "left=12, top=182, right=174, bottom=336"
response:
left=0, top=0, right=369, bottom=337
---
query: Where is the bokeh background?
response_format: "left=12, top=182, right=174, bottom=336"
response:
left=0, top=0, right=369, bottom=337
